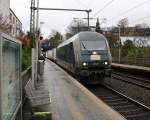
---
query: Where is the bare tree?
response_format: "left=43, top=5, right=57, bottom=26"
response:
left=48, top=30, right=63, bottom=47
left=65, top=19, right=89, bottom=39
left=118, top=18, right=129, bottom=35
left=118, top=18, right=129, bottom=27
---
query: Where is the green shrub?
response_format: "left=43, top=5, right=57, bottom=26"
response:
left=22, top=47, right=31, bottom=71
left=143, top=46, right=150, bottom=58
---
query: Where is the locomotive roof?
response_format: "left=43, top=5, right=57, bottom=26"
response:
left=57, top=31, right=106, bottom=48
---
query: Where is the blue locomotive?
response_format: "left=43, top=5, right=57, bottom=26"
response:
left=48, top=32, right=112, bottom=83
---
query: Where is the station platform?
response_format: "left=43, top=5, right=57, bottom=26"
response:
left=39, top=59, right=126, bottom=120
left=112, top=63, right=150, bottom=74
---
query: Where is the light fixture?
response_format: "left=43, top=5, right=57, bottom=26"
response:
left=92, top=51, right=97, bottom=55
left=104, top=61, right=108, bottom=65
left=83, top=62, right=87, bottom=66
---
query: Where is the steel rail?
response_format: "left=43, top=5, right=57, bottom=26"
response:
left=87, top=84, right=150, bottom=120
left=104, top=84, right=150, bottom=111
left=113, top=72, right=150, bottom=84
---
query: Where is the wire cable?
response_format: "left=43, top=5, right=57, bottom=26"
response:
left=87, top=0, right=97, bottom=9
left=130, top=15, right=150, bottom=25
left=71, top=0, right=89, bottom=9
left=92, top=0, right=115, bottom=17
left=107, top=0, right=150, bottom=23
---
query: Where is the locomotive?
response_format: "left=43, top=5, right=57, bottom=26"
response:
left=48, top=32, right=112, bottom=83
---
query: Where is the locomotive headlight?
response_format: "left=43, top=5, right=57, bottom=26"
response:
left=104, top=61, right=108, bottom=65
left=92, top=51, right=97, bottom=55
left=83, top=62, right=87, bottom=66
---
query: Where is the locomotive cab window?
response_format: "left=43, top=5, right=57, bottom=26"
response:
left=80, top=40, right=107, bottom=50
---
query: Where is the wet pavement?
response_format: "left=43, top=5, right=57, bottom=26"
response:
left=40, top=59, right=126, bottom=120
left=23, top=59, right=126, bottom=120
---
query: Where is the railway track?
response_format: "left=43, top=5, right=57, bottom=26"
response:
left=87, top=85, right=150, bottom=120
left=112, top=72, right=150, bottom=89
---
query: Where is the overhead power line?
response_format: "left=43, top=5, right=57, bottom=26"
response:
left=108, top=0, right=150, bottom=23
left=72, top=0, right=89, bottom=9
left=87, top=0, right=97, bottom=9
left=130, top=15, right=150, bottom=24
left=92, top=0, right=115, bottom=17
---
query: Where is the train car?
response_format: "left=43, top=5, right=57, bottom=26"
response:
left=47, top=48, right=56, bottom=62
left=56, top=31, right=112, bottom=83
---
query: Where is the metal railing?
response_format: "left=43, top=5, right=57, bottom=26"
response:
left=15, top=67, right=31, bottom=120
left=22, top=67, right=32, bottom=103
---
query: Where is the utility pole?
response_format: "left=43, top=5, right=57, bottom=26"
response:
left=30, top=0, right=36, bottom=47
left=86, top=10, right=92, bottom=30
left=35, top=0, right=39, bottom=85
left=30, top=0, right=35, bottom=33
left=30, top=0, right=36, bottom=88
left=118, top=25, right=121, bottom=63
left=87, top=11, right=90, bottom=30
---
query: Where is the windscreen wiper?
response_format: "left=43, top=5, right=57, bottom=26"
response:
left=81, top=42, right=87, bottom=50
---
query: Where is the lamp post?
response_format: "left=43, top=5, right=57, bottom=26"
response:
left=39, top=22, right=44, bottom=55
left=118, top=25, right=121, bottom=63
left=40, top=21, right=44, bottom=35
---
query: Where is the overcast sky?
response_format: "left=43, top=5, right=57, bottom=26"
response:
left=10, top=0, right=150, bottom=37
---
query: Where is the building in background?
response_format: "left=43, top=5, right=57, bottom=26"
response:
left=0, top=0, right=10, bottom=17
left=0, top=0, right=10, bottom=33
left=0, top=0, right=22, bottom=37
left=9, top=8, right=22, bottom=37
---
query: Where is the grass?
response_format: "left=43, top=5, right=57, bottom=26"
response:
left=33, top=112, right=52, bottom=117
left=22, top=47, right=31, bottom=71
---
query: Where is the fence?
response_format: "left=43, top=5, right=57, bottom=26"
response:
left=112, top=57, right=150, bottom=67
left=15, top=67, right=31, bottom=120
left=21, top=67, right=31, bottom=103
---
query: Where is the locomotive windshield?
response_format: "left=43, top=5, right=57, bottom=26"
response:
left=81, top=40, right=107, bottom=50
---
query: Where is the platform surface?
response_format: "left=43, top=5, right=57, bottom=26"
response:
left=42, top=60, right=126, bottom=120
